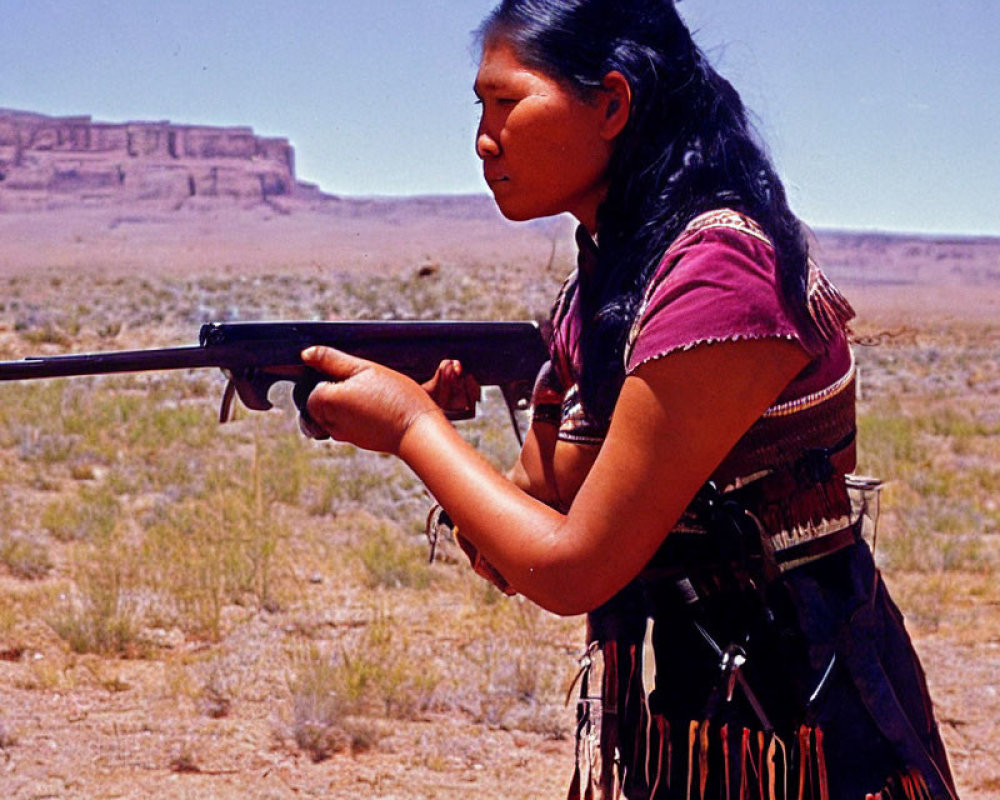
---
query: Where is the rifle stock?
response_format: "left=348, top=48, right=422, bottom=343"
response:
left=0, top=320, right=549, bottom=442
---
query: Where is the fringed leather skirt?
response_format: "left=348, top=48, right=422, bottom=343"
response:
left=569, top=536, right=956, bottom=800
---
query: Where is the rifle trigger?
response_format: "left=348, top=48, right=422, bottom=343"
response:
left=219, top=378, right=237, bottom=423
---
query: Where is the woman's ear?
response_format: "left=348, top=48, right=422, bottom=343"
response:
left=599, top=71, right=632, bottom=141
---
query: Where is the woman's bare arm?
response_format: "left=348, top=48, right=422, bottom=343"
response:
left=302, top=337, right=807, bottom=615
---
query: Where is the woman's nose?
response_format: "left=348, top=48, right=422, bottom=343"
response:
left=476, top=129, right=500, bottom=159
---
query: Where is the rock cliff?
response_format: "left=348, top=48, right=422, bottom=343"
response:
left=0, top=108, right=322, bottom=209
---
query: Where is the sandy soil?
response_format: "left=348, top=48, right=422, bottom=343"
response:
left=0, top=197, right=574, bottom=281
left=0, top=199, right=998, bottom=799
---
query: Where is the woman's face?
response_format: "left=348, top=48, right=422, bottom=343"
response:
left=474, top=39, right=616, bottom=233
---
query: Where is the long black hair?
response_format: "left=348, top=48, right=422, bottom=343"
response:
left=478, top=0, right=811, bottom=418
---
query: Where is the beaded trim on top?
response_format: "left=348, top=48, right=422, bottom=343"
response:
left=763, top=348, right=856, bottom=419
left=676, top=207, right=773, bottom=246
left=672, top=208, right=857, bottom=342
left=630, top=208, right=856, bottom=355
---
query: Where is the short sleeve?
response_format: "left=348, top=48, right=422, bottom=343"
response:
left=625, top=226, right=810, bottom=374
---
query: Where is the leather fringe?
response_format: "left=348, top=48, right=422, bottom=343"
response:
left=758, top=475, right=851, bottom=541
left=870, top=768, right=935, bottom=800
left=793, top=725, right=831, bottom=800
left=807, top=266, right=856, bottom=342
left=669, top=722, right=800, bottom=800
left=568, top=640, right=936, bottom=800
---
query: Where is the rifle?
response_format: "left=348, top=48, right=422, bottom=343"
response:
left=0, top=320, right=549, bottom=442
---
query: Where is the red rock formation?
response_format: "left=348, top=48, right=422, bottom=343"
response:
left=0, top=108, right=320, bottom=209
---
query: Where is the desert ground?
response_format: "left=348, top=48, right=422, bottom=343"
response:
left=0, top=197, right=998, bottom=799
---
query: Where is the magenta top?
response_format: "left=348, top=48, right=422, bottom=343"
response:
left=533, top=209, right=857, bottom=474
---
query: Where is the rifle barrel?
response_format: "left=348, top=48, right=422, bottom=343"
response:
left=0, top=346, right=218, bottom=381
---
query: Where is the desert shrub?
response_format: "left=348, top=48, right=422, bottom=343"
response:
left=339, top=609, right=440, bottom=719
left=287, top=644, right=370, bottom=761
left=286, top=611, right=440, bottom=760
left=50, top=540, right=142, bottom=656
left=352, top=520, right=431, bottom=590
left=0, top=535, right=52, bottom=580
left=453, top=593, right=572, bottom=735
left=196, top=663, right=237, bottom=720
left=18, top=431, right=78, bottom=465
left=0, top=384, right=65, bottom=433
left=922, top=406, right=999, bottom=438
left=18, top=323, right=73, bottom=347
left=41, top=484, right=119, bottom=543
left=141, top=487, right=281, bottom=639
left=858, top=398, right=999, bottom=575
left=141, top=499, right=237, bottom=640
left=0, top=594, right=18, bottom=637
left=126, top=399, right=217, bottom=451
left=305, top=446, right=428, bottom=523
left=57, top=376, right=217, bottom=458
left=257, top=428, right=315, bottom=506
left=856, top=411, right=926, bottom=480
left=140, top=444, right=289, bottom=639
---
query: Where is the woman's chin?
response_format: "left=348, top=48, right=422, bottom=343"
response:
left=497, top=207, right=534, bottom=222
left=490, top=196, right=550, bottom=223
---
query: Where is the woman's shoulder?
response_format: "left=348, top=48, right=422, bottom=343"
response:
left=671, top=208, right=774, bottom=248
left=653, top=208, right=779, bottom=289
left=625, top=208, right=854, bottom=375
left=625, top=209, right=796, bottom=370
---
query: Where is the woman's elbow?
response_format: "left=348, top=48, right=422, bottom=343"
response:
left=524, top=563, right=626, bottom=617
left=544, top=597, right=596, bottom=618
left=533, top=593, right=589, bottom=617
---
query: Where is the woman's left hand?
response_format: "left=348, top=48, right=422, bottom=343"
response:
left=298, top=346, right=441, bottom=455
left=422, top=359, right=481, bottom=419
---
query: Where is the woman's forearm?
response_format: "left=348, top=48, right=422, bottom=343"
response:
left=399, top=409, right=590, bottom=613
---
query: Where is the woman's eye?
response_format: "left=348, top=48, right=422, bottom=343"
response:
left=473, top=95, right=518, bottom=112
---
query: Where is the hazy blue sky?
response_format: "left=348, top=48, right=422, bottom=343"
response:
left=3, top=0, right=997, bottom=235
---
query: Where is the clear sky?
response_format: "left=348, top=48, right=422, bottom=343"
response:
left=3, top=0, right=997, bottom=236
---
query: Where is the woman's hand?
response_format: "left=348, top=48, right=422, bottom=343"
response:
left=298, top=346, right=441, bottom=455
left=422, top=359, right=481, bottom=419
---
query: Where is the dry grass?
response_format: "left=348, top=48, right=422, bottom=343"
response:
left=0, top=222, right=997, bottom=797
left=854, top=322, right=1000, bottom=582
left=0, top=264, right=582, bottom=799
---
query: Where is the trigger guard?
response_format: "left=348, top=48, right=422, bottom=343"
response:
left=223, top=368, right=277, bottom=413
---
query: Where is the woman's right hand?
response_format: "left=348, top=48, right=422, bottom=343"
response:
left=422, top=359, right=481, bottom=420
left=298, top=347, right=440, bottom=455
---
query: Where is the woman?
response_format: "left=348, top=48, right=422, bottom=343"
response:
left=298, top=1, right=956, bottom=797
